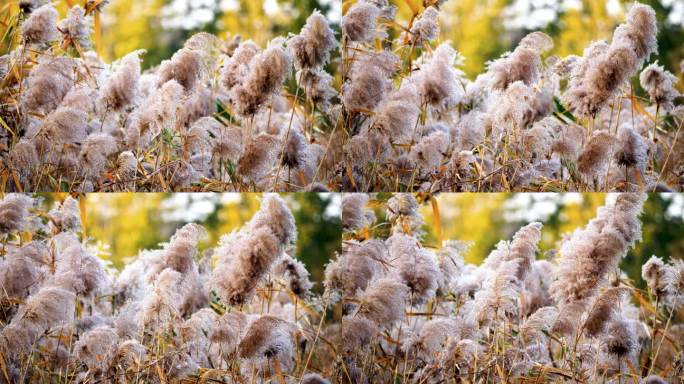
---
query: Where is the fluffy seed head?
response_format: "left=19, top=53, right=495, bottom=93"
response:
left=211, top=226, right=281, bottom=305
left=584, top=287, right=630, bottom=337
left=249, top=194, right=297, bottom=245
left=601, top=319, right=638, bottom=357
left=615, top=126, right=648, bottom=174
left=403, top=318, right=458, bottom=358
left=386, top=193, right=420, bottom=222
left=101, top=50, right=143, bottom=111
left=520, top=306, right=558, bottom=343
left=116, top=151, right=137, bottom=183
left=42, top=106, right=88, bottom=147
left=140, top=268, right=184, bottom=327
left=613, top=3, right=658, bottom=66
left=238, top=315, right=299, bottom=373
left=551, top=193, right=646, bottom=305
left=8, top=140, right=39, bottom=175
left=342, top=60, right=391, bottom=112
left=483, top=222, right=542, bottom=280
left=475, top=260, right=522, bottom=324
left=342, top=193, right=375, bottom=231
left=58, top=6, right=91, bottom=49
left=641, top=256, right=672, bottom=299
left=74, top=326, right=119, bottom=372
left=80, top=133, right=118, bottom=177
left=341, top=2, right=381, bottom=42
left=114, top=339, right=147, bottom=372
left=210, top=312, right=249, bottom=356
left=162, top=223, right=207, bottom=274
left=0, top=249, right=40, bottom=300
left=205, top=119, right=243, bottom=162
left=373, top=85, right=420, bottom=141
left=324, top=240, right=388, bottom=300
left=49, top=197, right=82, bottom=232
left=667, top=259, right=684, bottom=303
left=488, top=31, right=548, bottom=91
left=233, top=44, right=291, bottom=117
left=22, top=57, right=76, bottom=113
left=21, top=3, right=58, bottom=45
left=298, top=68, right=337, bottom=111
left=0, top=194, right=33, bottom=234
left=356, top=278, right=408, bottom=328
left=639, top=62, right=680, bottom=112
left=289, top=10, right=337, bottom=70
left=577, top=131, right=619, bottom=184
left=221, top=41, right=259, bottom=91
left=158, top=48, right=203, bottom=91
left=2, top=286, right=75, bottom=354
left=414, top=43, right=464, bottom=109
left=410, top=131, right=450, bottom=174
left=237, top=133, right=280, bottom=182
left=341, top=314, right=378, bottom=351
left=273, top=254, right=313, bottom=297
left=566, top=3, right=657, bottom=117
left=518, top=31, right=554, bottom=53
left=388, top=234, right=439, bottom=304
left=407, top=7, right=440, bottom=45
left=281, top=129, right=307, bottom=169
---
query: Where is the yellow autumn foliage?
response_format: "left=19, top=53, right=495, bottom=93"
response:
left=421, top=193, right=508, bottom=264
left=555, top=1, right=621, bottom=58
left=421, top=194, right=614, bottom=265
left=101, top=0, right=166, bottom=62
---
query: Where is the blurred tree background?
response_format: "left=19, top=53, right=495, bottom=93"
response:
left=79, top=193, right=341, bottom=290
left=100, top=0, right=340, bottom=68
left=412, top=193, right=684, bottom=289
left=3, top=0, right=681, bottom=76
left=96, top=0, right=684, bottom=74
left=392, top=0, right=684, bottom=85
left=1, top=0, right=340, bottom=68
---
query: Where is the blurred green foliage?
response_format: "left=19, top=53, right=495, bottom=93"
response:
left=289, top=194, right=342, bottom=285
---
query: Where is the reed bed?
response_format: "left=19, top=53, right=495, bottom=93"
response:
left=333, top=192, right=683, bottom=383
left=1, top=191, right=683, bottom=382
left=0, top=2, right=682, bottom=192
left=335, top=1, right=683, bottom=192
left=0, top=193, right=333, bottom=383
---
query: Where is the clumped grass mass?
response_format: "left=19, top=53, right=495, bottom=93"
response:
left=336, top=1, right=683, bottom=192
left=0, top=193, right=332, bottom=383
left=1, top=192, right=683, bottom=383
left=0, top=1, right=683, bottom=192
left=335, top=192, right=684, bottom=383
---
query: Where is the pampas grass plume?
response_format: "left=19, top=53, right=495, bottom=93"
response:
left=0, top=194, right=33, bottom=234
left=640, top=62, right=680, bottom=112
left=341, top=193, right=375, bottom=232
left=341, top=1, right=381, bottom=42
left=101, top=50, right=143, bottom=111
left=21, top=3, right=58, bottom=45
left=58, top=6, right=91, bottom=49
left=289, top=10, right=337, bottom=70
